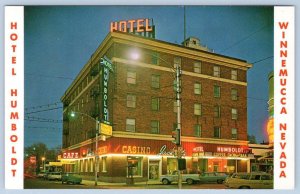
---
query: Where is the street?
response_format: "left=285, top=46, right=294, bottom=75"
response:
left=24, top=178, right=228, bottom=189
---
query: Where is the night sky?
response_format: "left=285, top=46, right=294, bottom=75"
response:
left=24, top=6, right=274, bottom=149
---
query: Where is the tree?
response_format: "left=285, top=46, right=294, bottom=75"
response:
left=248, top=134, right=257, bottom=144
left=25, top=143, right=61, bottom=173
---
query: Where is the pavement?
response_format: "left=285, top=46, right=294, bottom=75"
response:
left=82, top=179, right=161, bottom=187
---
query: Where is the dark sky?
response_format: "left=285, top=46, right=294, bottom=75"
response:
left=24, top=6, right=274, bottom=149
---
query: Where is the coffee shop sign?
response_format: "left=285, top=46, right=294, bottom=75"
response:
left=63, top=152, right=79, bottom=159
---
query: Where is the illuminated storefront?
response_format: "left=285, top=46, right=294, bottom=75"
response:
left=62, top=137, right=253, bottom=182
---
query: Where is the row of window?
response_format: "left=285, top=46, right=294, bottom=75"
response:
left=127, top=63, right=239, bottom=86
left=128, top=71, right=239, bottom=100
left=126, top=118, right=238, bottom=139
left=127, top=94, right=239, bottom=119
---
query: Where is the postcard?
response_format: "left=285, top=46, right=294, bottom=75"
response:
left=4, top=5, right=295, bottom=190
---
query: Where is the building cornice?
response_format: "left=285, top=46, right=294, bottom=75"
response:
left=63, top=131, right=249, bottom=151
left=111, top=32, right=253, bottom=70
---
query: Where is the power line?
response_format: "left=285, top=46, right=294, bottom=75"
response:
left=25, top=101, right=61, bottom=110
left=25, top=73, right=75, bottom=81
left=219, top=24, right=269, bottom=53
left=251, top=56, right=273, bottom=64
left=25, top=107, right=63, bottom=115
left=26, top=126, right=62, bottom=130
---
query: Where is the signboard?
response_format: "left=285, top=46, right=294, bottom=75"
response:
left=62, top=152, right=79, bottom=159
left=100, top=56, right=113, bottom=123
left=100, top=122, right=112, bottom=136
left=110, top=18, right=153, bottom=32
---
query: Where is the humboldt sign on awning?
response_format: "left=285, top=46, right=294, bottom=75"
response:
left=100, top=56, right=114, bottom=123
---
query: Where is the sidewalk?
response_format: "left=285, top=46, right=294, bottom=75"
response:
left=82, top=179, right=161, bottom=187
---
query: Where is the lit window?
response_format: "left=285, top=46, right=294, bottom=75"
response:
left=151, top=75, right=160, bottom=88
left=214, top=105, right=221, bottom=118
left=231, top=128, right=237, bottom=139
left=231, top=69, right=238, bottom=80
left=151, top=120, right=160, bottom=134
left=194, top=103, right=201, bottom=116
left=194, top=83, right=201, bottom=95
left=151, top=97, right=159, bottom=111
left=127, top=156, right=142, bottom=177
left=231, top=88, right=238, bottom=100
left=214, top=126, right=221, bottom=138
left=126, top=119, right=136, bottom=132
left=231, top=108, right=238, bottom=120
left=81, top=98, right=84, bottom=108
left=214, top=85, right=220, bottom=98
left=127, top=71, right=136, bottom=84
left=127, top=94, right=136, bottom=108
left=194, top=124, right=201, bottom=137
left=213, top=66, right=220, bottom=77
left=194, top=62, right=201, bottom=73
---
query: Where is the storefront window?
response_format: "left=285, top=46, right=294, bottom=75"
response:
left=102, top=156, right=107, bottom=172
left=167, top=158, right=177, bottom=174
left=127, top=156, right=142, bottom=177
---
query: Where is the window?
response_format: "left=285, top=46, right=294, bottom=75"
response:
left=214, top=105, right=221, bottom=118
left=86, top=93, right=89, bottom=103
left=151, top=52, right=159, bottom=65
left=174, top=101, right=178, bottom=113
left=127, top=71, right=136, bottom=84
left=151, top=97, right=159, bottom=111
left=127, top=156, right=142, bottom=177
left=194, top=83, right=201, bottom=95
left=231, top=88, right=238, bottom=100
left=231, top=128, right=237, bottom=139
left=102, top=156, right=107, bottom=172
left=194, top=124, right=201, bottom=137
left=194, top=62, right=201, bottom=73
left=194, top=103, right=202, bottom=116
left=213, top=66, right=220, bottom=77
left=214, top=126, right=221, bottom=138
left=231, top=69, right=238, bottom=80
left=214, top=85, right=220, bottom=98
left=126, top=119, right=136, bottom=132
left=127, top=94, right=136, bottom=108
left=151, top=75, right=160, bottom=88
left=151, top=120, right=160, bottom=134
left=231, top=108, right=238, bottom=120
left=81, top=98, right=84, bottom=108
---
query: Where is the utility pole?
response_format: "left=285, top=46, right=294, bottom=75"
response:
left=175, top=58, right=182, bottom=189
left=95, top=117, right=99, bottom=186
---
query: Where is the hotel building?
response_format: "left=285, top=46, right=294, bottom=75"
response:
left=61, top=30, right=253, bottom=183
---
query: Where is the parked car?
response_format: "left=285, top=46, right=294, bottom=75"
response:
left=61, top=173, right=82, bottom=184
left=47, top=172, right=62, bottom=181
left=224, top=172, right=273, bottom=189
left=160, top=171, right=200, bottom=185
left=37, top=171, right=48, bottom=179
left=198, top=172, right=228, bottom=184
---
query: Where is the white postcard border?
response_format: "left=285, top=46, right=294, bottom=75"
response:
left=274, top=6, right=295, bottom=189
left=4, top=6, right=24, bottom=189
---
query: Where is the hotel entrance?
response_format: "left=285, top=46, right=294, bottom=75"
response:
left=149, top=160, right=160, bottom=180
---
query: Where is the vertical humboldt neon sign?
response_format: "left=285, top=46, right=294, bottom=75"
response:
left=100, top=56, right=113, bottom=123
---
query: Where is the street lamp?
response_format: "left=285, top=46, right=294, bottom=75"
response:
left=70, top=111, right=100, bottom=186
left=129, top=49, right=183, bottom=189
left=41, top=157, right=46, bottom=171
